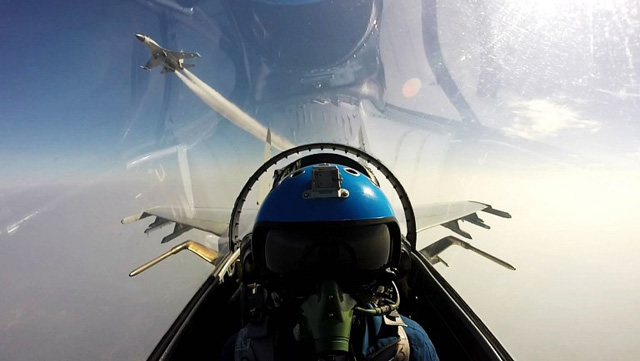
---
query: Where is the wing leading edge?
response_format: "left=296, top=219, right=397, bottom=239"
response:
left=415, top=201, right=511, bottom=236
left=414, top=201, right=514, bottom=270
left=122, top=206, right=230, bottom=244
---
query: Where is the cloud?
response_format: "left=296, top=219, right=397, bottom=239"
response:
left=503, top=99, right=600, bottom=140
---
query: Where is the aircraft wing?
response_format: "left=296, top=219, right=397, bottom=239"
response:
left=122, top=206, right=230, bottom=244
left=414, top=201, right=511, bottom=239
left=143, top=57, right=163, bottom=70
left=414, top=201, right=514, bottom=270
left=169, top=50, right=201, bottom=59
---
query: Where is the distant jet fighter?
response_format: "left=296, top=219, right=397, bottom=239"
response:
left=135, top=33, right=200, bottom=73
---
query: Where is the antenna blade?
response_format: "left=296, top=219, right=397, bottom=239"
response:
left=144, top=217, right=172, bottom=234
left=462, top=213, right=490, bottom=230
left=442, top=220, right=472, bottom=239
left=161, top=223, right=192, bottom=243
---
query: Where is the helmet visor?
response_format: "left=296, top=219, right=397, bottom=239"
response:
left=264, top=223, right=391, bottom=275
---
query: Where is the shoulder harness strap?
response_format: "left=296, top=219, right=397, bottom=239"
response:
left=381, top=311, right=410, bottom=361
left=234, top=317, right=275, bottom=361
left=395, top=324, right=410, bottom=361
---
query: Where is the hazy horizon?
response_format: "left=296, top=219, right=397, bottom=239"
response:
left=2, top=0, right=639, bottom=360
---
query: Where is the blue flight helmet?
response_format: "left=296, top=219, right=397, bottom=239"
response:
left=251, top=161, right=402, bottom=294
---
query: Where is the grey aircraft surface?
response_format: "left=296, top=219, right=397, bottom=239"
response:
left=135, top=33, right=200, bottom=73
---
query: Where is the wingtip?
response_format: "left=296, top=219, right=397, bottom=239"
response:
left=122, top=213, right=142, bottom=224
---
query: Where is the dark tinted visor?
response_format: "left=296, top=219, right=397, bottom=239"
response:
left=264, top=224, right=391, bottom=274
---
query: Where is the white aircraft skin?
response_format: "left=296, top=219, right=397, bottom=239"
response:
left=135, top=33, right=201, bottom=73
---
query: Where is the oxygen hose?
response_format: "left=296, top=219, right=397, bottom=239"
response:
left=354, top=281, right=401, bottom=315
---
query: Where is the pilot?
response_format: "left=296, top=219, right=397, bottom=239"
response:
left=219, top=159, right=438, bottom=360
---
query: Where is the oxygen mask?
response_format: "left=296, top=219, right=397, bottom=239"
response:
left=299, top=280, right=357, bottom=356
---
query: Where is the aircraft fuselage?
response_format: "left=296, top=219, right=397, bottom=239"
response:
left=135, top=33, right=199, bottom=73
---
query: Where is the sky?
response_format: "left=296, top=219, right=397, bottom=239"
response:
left=1, top=0, right=640, bottom=360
